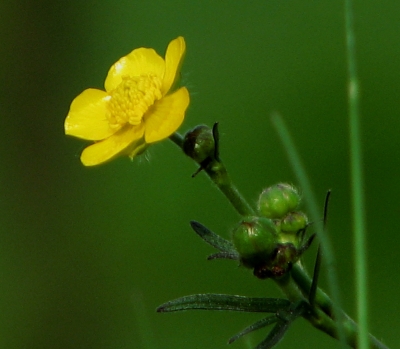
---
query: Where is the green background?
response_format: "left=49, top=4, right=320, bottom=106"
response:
left=1, top=1, right=398, bottom=348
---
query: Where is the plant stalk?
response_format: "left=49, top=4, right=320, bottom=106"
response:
left=169, top=130, right=388, bottom=349
left=344, top=0, right=369, bottom=347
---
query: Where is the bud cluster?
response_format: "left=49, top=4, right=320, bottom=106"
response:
left=232, top=183, right=311, bottom=279
left=258, top=183, right=308, bottom=245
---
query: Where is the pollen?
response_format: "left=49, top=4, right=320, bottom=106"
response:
left=107, top=75, right=163, bottom=128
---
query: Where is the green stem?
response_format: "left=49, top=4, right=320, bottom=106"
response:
left=275, top=274, right=354, bottom=346
left=344, top=0, right=369, bottom=348
left=291, top=264, right=333, bottom=316
left=274, top=273, right=304, bottom=303
left=271, top=113, right=347, bottom=347
left=203, top=160, right=255, bottom=216
left=170, top=132, right=255, bottom=217
left=278, top=267, right=388, bottom=349
left=169, top=132, right=184, bottom=148
left=169, top=130, right=388, bottom=349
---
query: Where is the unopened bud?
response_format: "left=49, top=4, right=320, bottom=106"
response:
left=231, top=216, right=278, bottom=269
left=183, top=125, right=215, bottom=164
left=280, top=211, right=308, bottom=234
left=258, top=183, right=300, bottom=219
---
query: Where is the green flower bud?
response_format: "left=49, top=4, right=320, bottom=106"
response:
left=258, top=183, right=301, bottom=219
left=280, top=211, right=308, bottom=234
left=183, top=125, right=215, bottom=164
left=232, top=216, right=278, bottom=269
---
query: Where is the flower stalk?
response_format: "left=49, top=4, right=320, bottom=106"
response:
left=171, top=127, right=255, bottom=217
left=169, top=127, right=389, bottom=349
left=203, top=159, right=255, bottom=216
left=64, top=36, right=389, bottom=349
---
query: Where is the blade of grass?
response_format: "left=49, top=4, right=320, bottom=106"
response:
left=344, top=0, right=368, bottom=348
left=271, top=113, right=347, bottom=348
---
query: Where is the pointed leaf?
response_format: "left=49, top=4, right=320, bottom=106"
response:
left=190, top=221, right=239, bottom=258
left=255, top=319, right=290, bottom=349
left=157, top=294, right=291, bottom=313
left=255, top=300, right=310, bottom=349
left=228, top=315, right=278, bottom=344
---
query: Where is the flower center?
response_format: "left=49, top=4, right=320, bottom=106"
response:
left=107, top=75, right=163, bottom=128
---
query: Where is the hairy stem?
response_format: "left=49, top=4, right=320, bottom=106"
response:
left=203, top=160, right=255, bottom=216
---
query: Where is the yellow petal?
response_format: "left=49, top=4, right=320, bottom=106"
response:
left=104, top=48, right=165, bottom=92
left=161, top=37, right=186, bottom=95
left=65, top=89, right=116, bottom=141
left=144, top=87, right=189, bottom=143
left=80, top=124, right=145, bottom=166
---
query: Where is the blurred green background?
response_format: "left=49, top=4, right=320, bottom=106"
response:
left=1, top=0, right=398, bottom=348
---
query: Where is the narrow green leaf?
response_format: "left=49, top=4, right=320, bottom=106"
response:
left=190, top=220, right=239, bottom=258
left=255, top=301, right=308, bottom=349
left=228, top=315, right=278, bottom=344
left=157, top=294, right=291, bottom=313
left=255, top=320, right=290, bottom=349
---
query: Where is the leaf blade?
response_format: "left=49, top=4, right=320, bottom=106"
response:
left=157, top=294, right=291, bottom=313
left=228, top=315, right=278, bottom=344
left=190, top=221, right=239, bottom=259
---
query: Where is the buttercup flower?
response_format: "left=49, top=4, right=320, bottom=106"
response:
left=65, top=37, right=190, bottom=166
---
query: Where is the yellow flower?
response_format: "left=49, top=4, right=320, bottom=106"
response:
left=65, top=37, right=190, bottom=166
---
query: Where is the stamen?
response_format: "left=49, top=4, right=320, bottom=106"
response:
left=107, top=75, right=162, bottom=128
